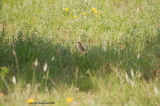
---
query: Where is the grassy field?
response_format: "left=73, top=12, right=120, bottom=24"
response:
left=0, top=0, right=160, bottom=105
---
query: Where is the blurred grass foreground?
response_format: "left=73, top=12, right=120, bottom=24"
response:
left=0, top=0, right=160, bottom=105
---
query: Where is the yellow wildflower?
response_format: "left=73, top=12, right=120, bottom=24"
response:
left=66, top=97, right=72, bottom=103
left=82, top=13, right=86, bottom=16
left=27, top=98, right=34, bottom=104
left=65, top=8, right=69, bottom=11
left=94, top=11, right=98, bottom=14
left=92, top=8, right=96, bottom=11
left=74, top=16, right=77, bottom=18
left=0, top=93, right=4, bottom=97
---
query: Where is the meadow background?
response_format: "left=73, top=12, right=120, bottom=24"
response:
left=0, top=0, right=160, bottom=105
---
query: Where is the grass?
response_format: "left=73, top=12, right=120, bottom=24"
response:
left=0, top=0, right=160, bottom=105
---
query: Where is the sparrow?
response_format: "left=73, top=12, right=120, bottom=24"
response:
left=77, top=41, right=85, bottom=52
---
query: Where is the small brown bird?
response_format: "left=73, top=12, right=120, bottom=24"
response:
left=77, top=41, right=85, bottom=52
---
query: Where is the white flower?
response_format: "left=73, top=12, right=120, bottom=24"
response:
left=12, top=76, right=16, bottom=84
left=137, top=7, right=139, bottom=14
left=131, top=69, right=134, bottom=79
left=34, top=59, right=38, bottom=67
left=26, top=83, right=31, bottom=88
left=130, top=81, right=135, bottom=87
left=154, top=87, right=159, bottom=96
left=137, top=53, right=140, bottom=59
left=43, top=62, right=48, bottom=72
left=51, top=56, right=55, bottom=61
left=125, top=73, right=129, bottom=83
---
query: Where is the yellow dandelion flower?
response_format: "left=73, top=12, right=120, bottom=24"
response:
left=74, top=16, right=77, bottom=18
left=94, top=11, right=98, bottom=14
left=0, top=93, right=4, bottom=97
left=27, top=98, right=34, bottom=104
left=82, top=13, right=86, bottom=16
left=65, top=8, right=69, bottom=11
left=92, top=8, right=96, bottom=11
left=66, top=97, right=72, bottom=103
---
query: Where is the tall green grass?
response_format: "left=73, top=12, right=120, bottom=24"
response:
left=0, top=0, right=160, bottom=105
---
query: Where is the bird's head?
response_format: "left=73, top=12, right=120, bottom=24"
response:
left=77, top=41, right=81, bottom=45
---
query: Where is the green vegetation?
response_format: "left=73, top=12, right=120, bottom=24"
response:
left=0, top=0, right=160, bottom=105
